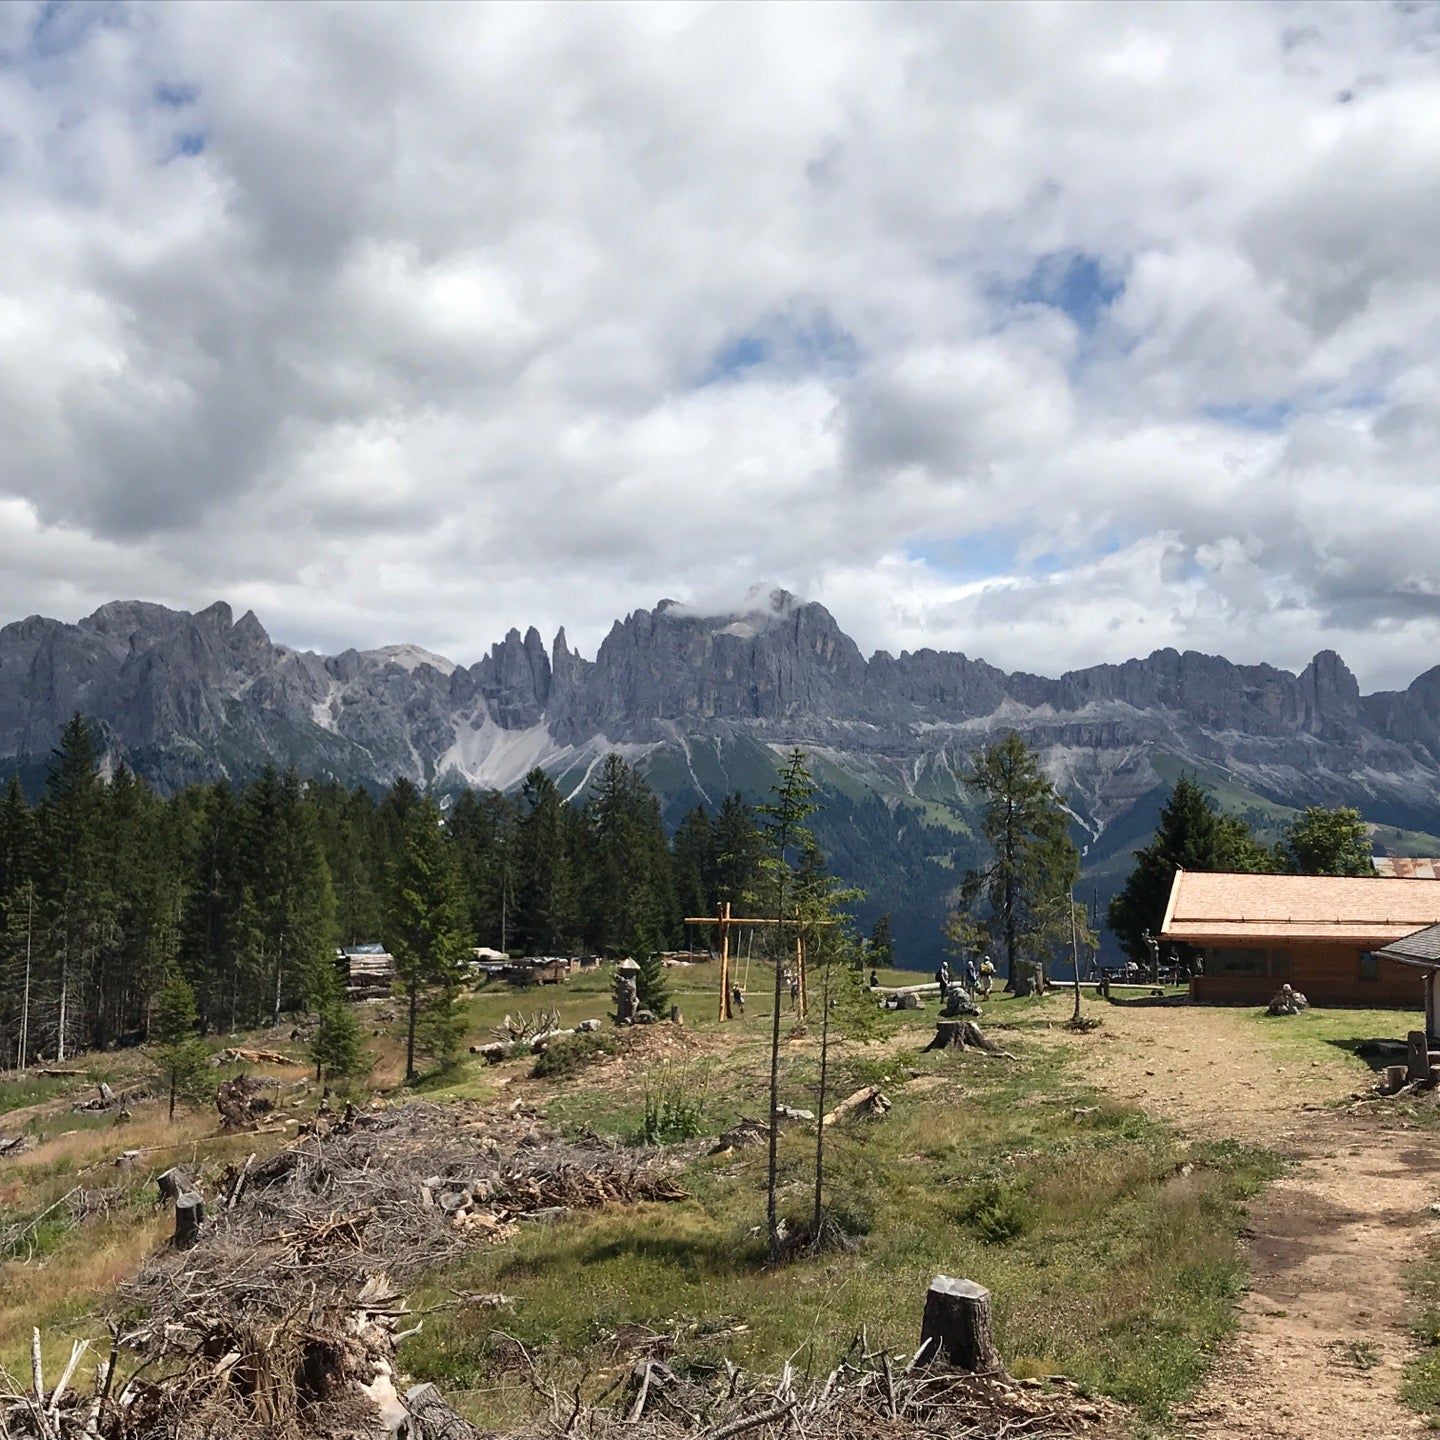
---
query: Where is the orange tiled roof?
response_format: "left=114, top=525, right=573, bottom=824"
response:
left=1160, top=870, right=1440, bottom=945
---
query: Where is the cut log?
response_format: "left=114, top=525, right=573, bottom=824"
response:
left=1383, top=1063, right=1409, bottom=1094
left=822, top=1085, right=893, bottom=1127
left=222, top=1047, right=288, bottom=1065
left=915, top=1275, right=1007, bottom=1376
left=173, top=1192, right=205, bottom=1248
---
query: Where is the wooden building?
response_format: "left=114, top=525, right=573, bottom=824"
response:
left=1161, top=870, right=1440, bottom=1008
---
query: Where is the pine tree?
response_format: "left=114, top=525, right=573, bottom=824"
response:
left=36, top=715, right=112, bottom=1060
left=867, top=912, right=893, bottom=969
left=634, top=948, right=670, bottom=1015
left=152, top=967, right=209, bottom=1121
left=310, top=981, right=366, bottom=1086
left=512, top=769, right=576, bottom=953
left=956, top=733, right=1079, bottom=995
left=1109, top=776, right=1275, bottom=963
left=671, top=804, right=714, bottom=923
left=387, top=794, right=471, bottom=1081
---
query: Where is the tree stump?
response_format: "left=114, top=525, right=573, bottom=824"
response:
left=173, top=1192, right=205, bottom=1248
left=916, top=1276, right=1007, bottom=1376
left=1408, top=1030, right=1430, bottom=1084
left=1383, top=1063, right=1409, bottom=1094
left=403, top=1381, right=484, bottom=1438
left=923, top=1020, right=1016, bottom=1058
left=156, top=1167, right=195, bottom=1204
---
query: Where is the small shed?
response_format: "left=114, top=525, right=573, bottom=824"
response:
left=1375, top=923, right=1440, bottom=1038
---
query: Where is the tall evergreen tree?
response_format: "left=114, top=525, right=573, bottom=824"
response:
left=387, top=794, right=471, bottom=1081
left=956, top=733, right=1079, bottom=995
left=1108, top=775, right=1275, bottom=963
left=512, top=769, right=576, bottom=953
left=151, top=967, right=209, bottom=1121
left=36, top=715, right=112, bottom=1060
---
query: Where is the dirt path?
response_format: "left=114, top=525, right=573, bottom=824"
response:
left=1037, top=1002, right=1440, bottom=1439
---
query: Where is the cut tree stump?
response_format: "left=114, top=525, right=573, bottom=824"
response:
left=915, top=1275, right=1008, bottom=1376
left=1408, top=1031, right=1430, bottom=1083
left=923, top=1020, right=1016, bottom=1059
left=403, top=1381, right=484, bottom=1438
left=173, top=1192, right=205, bottom=1248
left=156, top=1167, right=195, bottom=1204
left=1383, top=1064, right=1409, bottom=1094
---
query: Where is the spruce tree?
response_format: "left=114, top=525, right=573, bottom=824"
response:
left=37, top=715, right=112, bottom=1060
left=756, top=749, right=820, bottom=1264
left=387, top=793, right=471, bottom=1081
left=152, top=967, right=209, bottom=1121
left=512, top=769, right=576, bottom=953
left=310, top=978, right=366, bottom=1085
left=1109, top=775, right=1275, bottom=963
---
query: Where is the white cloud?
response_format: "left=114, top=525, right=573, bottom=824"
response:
left=0, top=1, right=1439, bottom=689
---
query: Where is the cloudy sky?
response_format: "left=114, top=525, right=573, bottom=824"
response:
left=2, top=2, right=1439, bottom=690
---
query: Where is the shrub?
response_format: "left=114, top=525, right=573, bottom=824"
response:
left=954, top=1177, right=1033, bottom=1243
left=530, top=1031, right=618, bottom=1080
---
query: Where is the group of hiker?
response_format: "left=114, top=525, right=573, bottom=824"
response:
left=934, top=954, right=995, bottom=1003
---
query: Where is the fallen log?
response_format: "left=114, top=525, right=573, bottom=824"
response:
left=222, top=1046, right=288, bottom=1065
left=403, top=1380, right=484, bottom=1438
left=822, top=1085, right=893, bottom=1127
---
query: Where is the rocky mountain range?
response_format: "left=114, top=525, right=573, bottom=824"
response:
left=5, top=587, right=1440, bottom=959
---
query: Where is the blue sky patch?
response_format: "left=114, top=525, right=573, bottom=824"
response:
left=699, top=310, right=860, bottom=386
left=1016, top=250, right=1125, bottom=333
left=1203, top=399, right=1292, bottom=431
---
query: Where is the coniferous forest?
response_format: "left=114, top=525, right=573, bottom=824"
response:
left=0, top=715, right=770, bottom=1066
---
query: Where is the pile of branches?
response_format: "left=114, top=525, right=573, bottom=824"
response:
left=490, top=1334, right=1123, bottom=1439
left=0, top=1101, right=688, bottom=1439
left=126, top=1101, right=687, bottom=1322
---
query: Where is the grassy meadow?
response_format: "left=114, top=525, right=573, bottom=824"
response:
left=2, top=957, right=1403, bottom=1431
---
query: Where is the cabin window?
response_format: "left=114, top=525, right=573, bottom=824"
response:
left=1205, top=946, right=1268, bottom=975
left=1359, top=952, right=1381, bottom=983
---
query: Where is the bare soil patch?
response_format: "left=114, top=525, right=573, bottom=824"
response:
left=1039, top=1001, right=1440, bottom=1438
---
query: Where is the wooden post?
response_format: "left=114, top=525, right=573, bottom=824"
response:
left=717, top=903, right=732, bottom=1021
left=1426, top=971, right=1437, bottom=1045
left=796, top=935, right=807, bottom=1019
left=916, top=1276, right=1007, bottom=1375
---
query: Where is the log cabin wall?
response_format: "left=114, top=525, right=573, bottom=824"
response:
left=1190, top=940, right=1423, bottom=1008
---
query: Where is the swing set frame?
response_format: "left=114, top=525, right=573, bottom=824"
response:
left=684, top=902, right=836, bottom=1021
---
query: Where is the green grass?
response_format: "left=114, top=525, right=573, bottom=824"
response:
left=1404, top=1248, right=1440, bottom=1417
left=401, top=1023, right=1282, bottom=1428
left=1242, top=1004, right=1423, bottom=1080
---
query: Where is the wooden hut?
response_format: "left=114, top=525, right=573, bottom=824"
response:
left=1161, top=870, right=1440, bottom=1007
